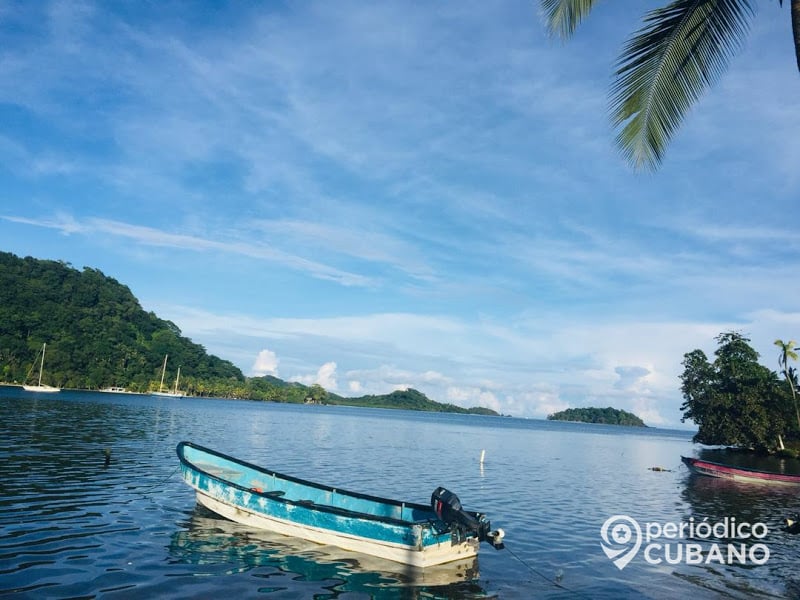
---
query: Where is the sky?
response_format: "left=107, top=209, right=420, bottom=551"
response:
left=1, top=1, right=799, bottom=426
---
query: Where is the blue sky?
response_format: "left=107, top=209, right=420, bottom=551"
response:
left=2, top=1, right=799, bottom=425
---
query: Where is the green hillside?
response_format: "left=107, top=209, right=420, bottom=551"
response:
left=327, top=388, right=499, bottom=415
left=0, top=252, right=497, bottom=415
left=0, top=251, right=244, bottom=394
left=547, top=406, right=647, bottom=427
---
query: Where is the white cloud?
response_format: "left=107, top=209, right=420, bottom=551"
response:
left=251, top=349, right=279, bottom=377
left=445, top=386, right=502, bottom=413
left=251, top=218, right=437, bottom=282
left=614, top=366, right=651, bottom=391
left=508, top=389, right=570, bottom=420
left=316, top=362, right=338, bottom=389
left=292, top=361, right=338, bottom=391
left=151, top=301, right=796, bottom=425
left=631, top=397, right=669, bottom=427
left=0, top=214, right=373, bottom=287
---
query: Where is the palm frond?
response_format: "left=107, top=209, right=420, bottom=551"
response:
left=541, top=0, right=600, bottom=39
left=610, top=0, right=756, bottom=171
left=791, top=0, right=800, bottom=71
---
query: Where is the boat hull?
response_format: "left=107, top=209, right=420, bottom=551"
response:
left=22, top=384, right=60, bottom=393
left=682, top=456, right=800, bottom=486
left=194, top=490, right=478, bottom=567
left=177, top=442, right=483, bottom=567
left=24, top=344, right=59, bottom=392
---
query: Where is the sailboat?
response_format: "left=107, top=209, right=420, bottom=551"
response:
left=23, top=343, right=61, bottom=393
left=151, top=354, right=185, bottom=398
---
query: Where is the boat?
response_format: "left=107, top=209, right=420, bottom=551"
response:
left=101, top=386, right=130, bottom=393
left=682, top=456, right=800, bottom=486
left=22, top=343, right=60, bottom=393
left=151, top=355, right=185, bottom=397
left=176, top=441, right=505, bottom=567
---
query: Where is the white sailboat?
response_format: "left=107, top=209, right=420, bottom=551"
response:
left=151, top=354, right=185, bottom=398
left=23, top=343, right=61, bottom=393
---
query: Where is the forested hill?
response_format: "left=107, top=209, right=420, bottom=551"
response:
left=0, top=251, right=244, bottom=392
left=327, top=388, right=499, bottom=415
left=0, top=252, right=498, bottom=415
left=547, top=406, right=647, bottom=427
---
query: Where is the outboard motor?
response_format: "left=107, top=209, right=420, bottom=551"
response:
left=431, top=486, right=505, bottom=549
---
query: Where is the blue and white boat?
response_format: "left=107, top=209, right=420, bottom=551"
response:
left=176, top=441, right=505, bottom=567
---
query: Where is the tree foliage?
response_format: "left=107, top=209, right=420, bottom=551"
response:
left=679, top=331, right=793, bottom=451
left=541, top=0, right=800, bottom=171
left=774, top=338, right=800, bottom=429
left=546, top=406, right=646, bottom=427
left=0, top=252, right=244, bottom=394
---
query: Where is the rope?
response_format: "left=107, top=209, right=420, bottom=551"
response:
left=137, top=465, right=181, bottom=495
left=505, top=543, right=589, bottom=598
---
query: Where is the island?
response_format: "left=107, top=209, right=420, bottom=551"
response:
left=547, top=407, right=647, bottom=427
left=326, top=388, right=498, bottom=415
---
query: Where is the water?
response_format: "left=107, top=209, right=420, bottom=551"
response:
left=1, top=388, right=799, bottom=599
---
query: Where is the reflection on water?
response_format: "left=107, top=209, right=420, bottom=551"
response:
left=682, top=469, right=799, bottom=525
left=0, top=390, right=492, bottom=599
left=674, top=461, right=800, bottom=599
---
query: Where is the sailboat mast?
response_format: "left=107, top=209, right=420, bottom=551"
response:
left=174, top=367, right=181, bottom=394
left=159, top=354, right=168, bottom=392
left=39, top=343, right=46, bottom=386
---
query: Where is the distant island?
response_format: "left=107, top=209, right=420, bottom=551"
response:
left=0, top=251, right=497, bottom=416
left=326, top=388, right=498, bottom=415
left=547, top=407, right=647, bottom=427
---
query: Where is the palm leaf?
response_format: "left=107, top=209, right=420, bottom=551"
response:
left=775, top=339, right=800, bottom=363
left=541, top=0, right=600, bottom=39
left=611, top=0, right=755, bottom=170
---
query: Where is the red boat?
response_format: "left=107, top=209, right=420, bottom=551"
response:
left=682, top=456, right=800, bottom=486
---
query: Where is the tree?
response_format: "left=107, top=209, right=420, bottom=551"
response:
left=541, top=0, right=800, bottom=171
left=680, top=332, right=787, bottom=451
left=307, top=384, right=328, bottom=403
left=774, top=338, right=800, bottom=430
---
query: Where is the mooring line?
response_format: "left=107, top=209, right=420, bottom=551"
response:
left=505, top=543, right=589, bottom=598
left=138, top=465, right=181, bottom=495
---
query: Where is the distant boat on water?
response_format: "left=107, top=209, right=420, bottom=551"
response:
left=151, top=355, right=185, bottom=398
left=101, top=386, right=133, bottom=394
left=682, top=456, right=800, bottom=486
left=22, top=343, right=60, bottom=393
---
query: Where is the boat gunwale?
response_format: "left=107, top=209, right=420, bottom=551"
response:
left=177, top=441, right=460, bottom=530
left=681, top=455, right=800, bottom=482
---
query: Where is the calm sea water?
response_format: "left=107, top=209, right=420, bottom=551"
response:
left=2, top=388, right=800, bottom=599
